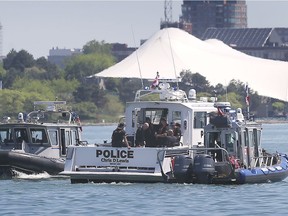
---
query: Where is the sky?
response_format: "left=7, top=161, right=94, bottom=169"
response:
left=0, top=0, right=288, bottom=58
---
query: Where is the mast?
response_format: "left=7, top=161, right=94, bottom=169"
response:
left=245, top=84, right=250, bottom=120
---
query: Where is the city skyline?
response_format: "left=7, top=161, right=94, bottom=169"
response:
left=0, top=0, right=288, bottom=58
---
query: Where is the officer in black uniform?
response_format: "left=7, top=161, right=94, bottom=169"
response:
left=111, top=123, right=130, bottom=148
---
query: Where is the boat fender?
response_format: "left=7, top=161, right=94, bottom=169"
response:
left=275, top=166, right=282, bottom=171
left=268, top=167, right=276, bottom=172
left=260, top=167, right=269, bottom=175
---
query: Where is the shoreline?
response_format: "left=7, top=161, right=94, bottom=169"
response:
left=256, top=120, right=288, bottom=124
left=80, top=119, right=288, bottom=126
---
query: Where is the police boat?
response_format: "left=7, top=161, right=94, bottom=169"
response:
left=61, top=81, right=216, bottom=183
left=195, top=104, right=288, bottom=184
left=0, top=101, right=85, bottom=178
left=61, top=81, right=288, bottom=184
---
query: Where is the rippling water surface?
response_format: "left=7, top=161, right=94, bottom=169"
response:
left=1, top=124, right=288, bottom=216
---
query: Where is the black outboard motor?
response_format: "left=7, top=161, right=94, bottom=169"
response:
left=193, top=154, right=215, bottom=184
left=173, top=155, right=193, bottom=183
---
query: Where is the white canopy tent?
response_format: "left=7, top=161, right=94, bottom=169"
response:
left=93, top=28, right=288, bottom=101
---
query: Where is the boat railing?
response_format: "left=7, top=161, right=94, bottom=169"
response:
left=24, top=101, right=79, bottom=125
left=253, top=155, right=279, bottom=168
left=158, top=146, right=230, bottom=162
left=134, top=88, right=188, bottom=102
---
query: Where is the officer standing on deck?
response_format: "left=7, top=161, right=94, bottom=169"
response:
left=111, top=123, right=130, bottom=148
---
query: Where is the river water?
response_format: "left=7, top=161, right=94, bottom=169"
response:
left=1, top=124, right=288, bottom=215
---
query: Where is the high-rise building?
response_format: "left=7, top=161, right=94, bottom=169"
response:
left=181, top=0, right=247, bottom=38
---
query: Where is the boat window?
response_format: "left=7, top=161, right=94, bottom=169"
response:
left=172, top=111, right=181, bottom=126
left=207, top=132, right=221, bottom=148
left=72, top=130, right=79, bottom=145
left=193, top=112, right=207, bottom=128
left=0, top=128, right=13, bottom=144
left=59, top=130, right=72, bottom=156
left=132, top=110, right=136, bottom=128
left=60, top=129, right=66, bottom=155
left=225, top=133, right=235, bottom=153
left=66, top=130, right=72, bottom=146
left=248, top=131, right=254, bottom=148
left=253, top=129, right=260, bottom=157
left=48, top=130, right=58, bottom=146
left=132, top=108, right=141, bottom=128
left=141, top=108, right=168, bottom=125
left=206, top=132, right=222, bottom=161
left=15, top=128, right=29, bottom=143
left=243, top=131, right=248, bottom=147
left=30, top=128, right=48, bottom=144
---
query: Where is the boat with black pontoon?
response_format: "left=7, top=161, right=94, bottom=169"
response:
left=0, top=101, right=85, bottom=178
left=61, top=81, right=288, bottom=184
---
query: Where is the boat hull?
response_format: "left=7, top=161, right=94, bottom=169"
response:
left=0, top=151, right=64, bottom=178
left=209, top=155, right=288, bottom=184
left=61, top=146, right=288, bottom=184
left=235, top=155, right=288, bottom=184
left=65, top=171, right=164, bottom=184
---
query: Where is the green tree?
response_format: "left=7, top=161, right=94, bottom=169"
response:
left=50, top=78, right=80, bottom=102
left=11, top=78, right=55, bottom=100
left=72, top=102, right=99, bottom=120
left=3, top=49, right=34, bottom=72
left=2, top=49, right=17, bottom=70
left=3, top=67, right=22, bottom=88
left=0, top=89, right=48, bottom=118
left=213, top=83, right=226, bottom=96
left=227, top=79, right=246, bottom=95
left=101, top=94, right=125, bottom=122
left=104, top=77, right=120, bottom=93
left=272, top=101, right=285, bottom=115
left=64, top=53, right=115, bottom=80
left=118, top=78, right=142, bottom=102
left=73, top=82, right=107, bottom=108
left=83, top=40, right=112, bottom=55
left=0, top=62, right=6, bottom=82
left=218, top=92, right=243, bottom=109
left=35, top=57, right=64, bottom=80
left=179, top=70, right=210, bottom=93
left=24, top=66, right=46, bottom=80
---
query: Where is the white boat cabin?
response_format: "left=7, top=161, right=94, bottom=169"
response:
left=124, top=84, right=217, bottom=148
left=204, top=113, right=264, bottom=169
left=0, top=101, right=83, bottom=159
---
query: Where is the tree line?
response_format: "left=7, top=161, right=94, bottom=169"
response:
left=0, top=40, right=285, bottom=123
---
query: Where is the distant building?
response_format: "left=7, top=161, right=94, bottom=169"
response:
left=181, top=0, right=247, bottom=38
left=48, top=44, right=135, bottom=68
left=160, top=21, right=192, bottom=34
left=48, top=47, right=82, bottom=68
left=201, top=28, right=288, bottom=61
left=111, top=43, right=136, bottom=62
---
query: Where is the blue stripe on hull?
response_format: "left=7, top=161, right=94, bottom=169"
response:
left=236, top=156, right=288, bottom=184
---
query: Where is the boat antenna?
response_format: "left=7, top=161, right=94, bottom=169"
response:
left=245, top=83, right=250, bottom=120
left=131, top=26, right=144, bottom=89
left=166, top=28, right=179, bottom=89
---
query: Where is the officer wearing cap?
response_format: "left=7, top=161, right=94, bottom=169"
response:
left=111, top=123, right=130, bottom=148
